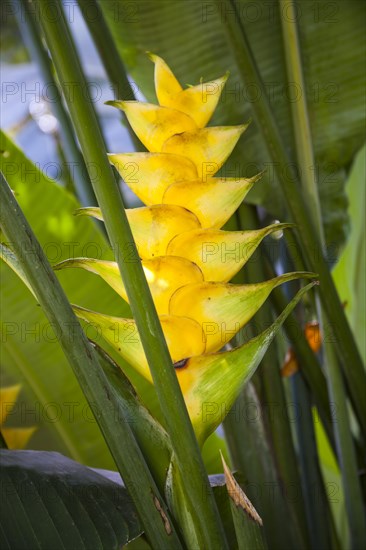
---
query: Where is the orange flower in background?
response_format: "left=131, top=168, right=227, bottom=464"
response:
left=281, top=321, right=322, bottom=377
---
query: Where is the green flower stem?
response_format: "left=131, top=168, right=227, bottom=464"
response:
left=223, top=384, right=299, bottom=549
left=235, top=205, right=310, bottom=549
left=0, top=172, right=181, bottom=549
left=13, top=0, right=97, bottom=208
left=279, top=0, right=323, bottom=240
left=268, top=274, right=336, bottom=452
left=77, top=0, right=144, bottom=151
left=280, top=5, right=366, bottom=546
left=291, top=373, right=335, bottom=549
left=324, top=340, right=366, bottom=549
left=36, top=1, right=228, bottom=547
left=218, top=0, right=366, bottom=434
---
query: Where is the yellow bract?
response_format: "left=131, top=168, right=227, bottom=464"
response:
left=162, top=125, right=249, bottom=178
left=148, top=53, right=183, bottom=105
left=0, top=385, right=37, bottom=449
left=170, top=273, right=309, bottom=353
left=106, top=101, right=197, bottom=152
left=150, top=53, right=228, bottom=128
left=163, top=176, right=259, bottom=229
left=77, top=205, right=201, bottom=259
left=55, top=256, right=203, bottom=314
left=167, top=224, right=292, bottom=282
left=109, top=152, right=198, bottom=205
left=73, top=306, right=205, bottom=382
left=127, top=205, right=201, bottom=258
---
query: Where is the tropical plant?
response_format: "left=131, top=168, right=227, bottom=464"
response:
left=1, top=1, right=365, bottom=549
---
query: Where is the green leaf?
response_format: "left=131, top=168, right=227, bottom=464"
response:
left=101, top=0, right=365, bottom=255
left=0, top=243, right=36, bottom=299
left=0, top=450, right=142, bottom=549
left=0, top=131, right=130, bottom=468
left=333, top=144, right=366, bottom=363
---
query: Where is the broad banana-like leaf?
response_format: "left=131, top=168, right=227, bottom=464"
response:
left=170, top=272, right=315, bottom=353
left=161, top=124, right=249, bottom=178
left=106, top=100, right=197, bottom=151
left=167, top=223, right=293, bottom=282
left=76, top=204, right=201, bottom=258
left=55, top=256, right=203, bottom=314
left=72, top=306, right=205, bottom=381
left=0, top=244, right=36, bottom=299
left=108, top=152, right=198, bottom=205
left=0, top=450, right=142, bottom=548
left=150, top=53, right=229, bottom=128
left=162, top=175, right=261, bottom=229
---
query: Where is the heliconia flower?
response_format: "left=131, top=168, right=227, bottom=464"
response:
left=0, top=385, right=37, bottom=449
left=54, top=54, right=316, bottom=442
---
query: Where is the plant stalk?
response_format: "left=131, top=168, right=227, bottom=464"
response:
left=77, top=0, right=144, bottom=151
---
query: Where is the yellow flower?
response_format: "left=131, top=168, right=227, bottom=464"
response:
left=56, top=55, right=314, bottom=443
left=0, top=385, right=36, bottom=449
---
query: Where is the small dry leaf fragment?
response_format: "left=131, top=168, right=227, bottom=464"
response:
left=221, top=453, right=263, bottom=526
left=153, top=495, right=172, bottom=535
